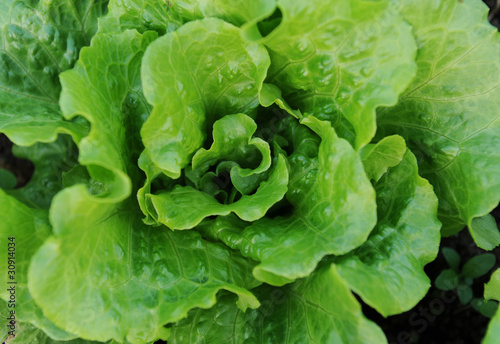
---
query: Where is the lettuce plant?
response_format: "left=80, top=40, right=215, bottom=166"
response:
left=0, top=0, right=499, bottom=343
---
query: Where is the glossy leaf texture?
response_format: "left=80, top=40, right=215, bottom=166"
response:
left=98, top=0, right=182, bottom=34
left=336, top=150, right=441, bottom=316
left=212, top=116, right=376, bottom=286
left=260, top=0, right=417, bottom=149
left=98, top=0, right=277, bottom=35
left=0, top=299, right=118, bottom=344
left=0, top=190, right=76, bottom=340
left=187, top=114, right=272, bottom=190
left=377, top=0, right=500, bottom=242
left=59, top=29, right=156, bottom=205
left=172, top=0, right=277, bottom=27
left=360, top=135, right=406, bottom=182
left=140, top=17, right=270, bottom=179
left=148, top=155, right=288, bottom=229
left=169, top=264, right=386, bottom=344
left=29, top=199, right=260, bottom=344
left=0, top=0, right=107, bottom=145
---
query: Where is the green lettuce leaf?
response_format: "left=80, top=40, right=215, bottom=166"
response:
left=98, top=0, right=182, bottom=34
left=0, top=300, right=120, bottom=344
left=29, top=199, right=260, bottom=344
left=147, top=154, right=287, bottom=229
left=172, top=0, right=277, bottom=27
left=377, top=0, right=500, bottom=242
left=260, top=0, right=416, bottom=149
left=360, top=135, right=406, bottom=182
left=336, top=150, right=441, bottom=316
left=0, top=190, right=76, bottom=340
left=59, top=29, right=157, bottom=204
left=0, top=300, right=116, bottom=344
left=140, top=17, right=270, bottom=179
left=187, top=114, right=272, bottom=191
left=0, top=0, right=107, bottom=145
left=99, top=0, right=277, bottom=35
left=213, top=116, right=376, bottom=285
left=170, top=264, right=386, bottom=343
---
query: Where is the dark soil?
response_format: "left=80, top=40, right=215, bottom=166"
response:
left=0, top=134, right=33, bottom=188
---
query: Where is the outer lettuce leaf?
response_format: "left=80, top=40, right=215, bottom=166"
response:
left=169, top=264, right=386, bottom=344
left=29, top=200, right=260, bottom=344
left=0, top=300, right=116, bottom=344
left=7, top=135, right=78, bottom=209
left=140, top=18, right=270, bottom=179
left=360, top=135, right=406, bottom=182
left=260, top=0, right=416, bottom=149
left=0, top=190, right=76, bottom=340
left=59, top=29, right=157, bottom=204
left=377, top=0, right=500, bottom=242
left=148, top=155, right=288, bottom=229
left=214, top=116, right=376, bottom=285
left=336, top=150, right=441, bottom=316
left=172, top=0, right=277, bottom=27
left=98, top=0, right=182, bottom=34
left=0, top=0, right=107, bottom=145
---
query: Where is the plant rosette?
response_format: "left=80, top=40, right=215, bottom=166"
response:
left=0, top=0, right=499, bottom=343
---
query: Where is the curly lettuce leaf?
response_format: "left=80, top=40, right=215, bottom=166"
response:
left=29, top=199, right=260, bottom=344
left=260, top=0, right=416, bottom=149
left=169, top=264, right=386, bottom=344
left=140, top=18, right=270, bottom=179
left=98, top=0, right=182, bottom=34
left=172, top=0, right=277, bottom=27
left=377, top=0, right=500, bottom=243
left=99, top=0, right=276, bottom=35
left=147, top=154, right=287, bottom=229
left=0, top=0, right=107, bottom=145
left=59, top=29, right=156, bottom=205
left=214, top=116, right=376, bottom=285
left=0, top=190, right=76, bottom=340
left=0, top=300, right=117, bottom=344
left=360, top=135, right=406, bottom=182
left=336, top=150, right=441, bottom=316
left=187, top=114, right=271, bottom=188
